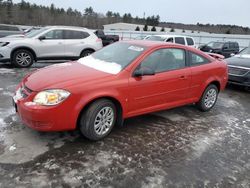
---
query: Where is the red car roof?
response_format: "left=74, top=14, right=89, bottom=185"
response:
left=120, top=40, right=214, bottom=61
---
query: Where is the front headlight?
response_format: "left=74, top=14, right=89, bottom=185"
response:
left=33, top=89, right=70, bottom=106
left=0, top=42, right=9, bottom=47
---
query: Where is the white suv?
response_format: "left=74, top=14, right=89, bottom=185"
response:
left=0, top=26, right=103, bottom=67
left=144, top=35, right=196, bottom=48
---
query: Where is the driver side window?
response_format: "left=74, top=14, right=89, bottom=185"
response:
left=43, top=30, right=63, bottom=39
left=139, top=48, right=186, bottom=73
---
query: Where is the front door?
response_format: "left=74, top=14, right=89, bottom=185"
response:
left=128, top=48, right=191, bottom=116
left=35, top=29, right=65, bottom=58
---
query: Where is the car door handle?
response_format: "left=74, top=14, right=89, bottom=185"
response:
left=179, top=75, right=187, bottom=80
left=58, top=42, right=63, bottom=45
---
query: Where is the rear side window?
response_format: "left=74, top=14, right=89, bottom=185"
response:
left=229, top=43, right=234, bottom=49
left=235, top=43, right=239, bottom=49
left=64, top=30, right=90, bottom=39
left=186, top=38, right=194, bottom=46
left=175, top=37, right=185, bottom=45
left=189, top=52, right=209, bottom=66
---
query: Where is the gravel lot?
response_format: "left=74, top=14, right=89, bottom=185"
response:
left=0, top=62, right=250, bottom=188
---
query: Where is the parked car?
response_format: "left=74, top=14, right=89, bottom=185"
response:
left=226, top=47, right=250, bottom=86
left=94, top=29, right=119, bottom=46
left=23, top=26, right=42, bottom=34
left=199, top=41, right=239, bottom=58
left=0, top=24, right=24, bottom=38
left=144, top=35, right=196, bottom=48
left=0, top=26, right=103, bottom=67
left=13, top=41, right=228, bottom=140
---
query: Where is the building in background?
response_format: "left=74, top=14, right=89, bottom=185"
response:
left=103, top=22, right=209, bottom=34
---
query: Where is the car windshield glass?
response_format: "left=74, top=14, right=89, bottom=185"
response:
left=207, top=42, right=224, bottom=49
left=78, top=42, right=146, bottom=74
left=25, top=28, right=47, bottom=38
left=145, top=36, right=165, bottom=41
left=238, top=47, right=250, bottom=55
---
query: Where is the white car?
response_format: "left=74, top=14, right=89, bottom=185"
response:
left=0, top=26, right=103, bottom=67
left=144, top=35, right=196, bottom=48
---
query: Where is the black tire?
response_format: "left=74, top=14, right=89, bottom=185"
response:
left=79, top=99, right=117, bottom=141
left=11, top=49, right=34, bottom=68
left=80, top=49, right=94, bottom=58
left=196, top=84, right=219, bottom=112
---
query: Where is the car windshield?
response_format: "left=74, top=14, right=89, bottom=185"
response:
left=78, top=42, right=146, bottom=74
left=25, top=27, right=47, bottom=38
left=207, top=42, right=224, bottom=49
left=145, top=36, right=165, bottom=41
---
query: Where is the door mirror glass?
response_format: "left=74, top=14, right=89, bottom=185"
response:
left=133, top=67, right=155, bottom=77
left=38, top=36, right=46, bottom=40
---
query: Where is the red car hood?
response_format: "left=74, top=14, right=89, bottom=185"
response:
left=24, top=62, right=112, bottom=91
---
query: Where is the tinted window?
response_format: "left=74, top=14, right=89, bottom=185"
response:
left=186, top=38, right=194, bottom=46
left=145, top=36, right=165, bottom=41
left=0, top=25, right=20, bottom=31
left=64, top=30, right=90, bottom=39
left=140, top=48, right=186, bottom=73
left=190, top=52, right=209, bottom=65
left=234, top=43, right=239, bottom=48
left=223, top=43, right=229, bottom=49
left=207, top=42, right=224, bottom=49
left=175, top=37, right=185, bottom=45
left=44, top=30, right=63, bottom=39
left=166, top=37, right=173, bottom=43
left=229, top=43, right=234, bottom=49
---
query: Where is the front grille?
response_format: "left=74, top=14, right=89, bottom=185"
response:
left=24, top=85, right=32, bottom=93
left=228, top=66, right=249, bottom=76
left=20, top=85, right=33, bottom=98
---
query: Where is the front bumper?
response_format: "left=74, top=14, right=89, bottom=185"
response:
left=0, top=46, right=11, bottom=62
left=228, top=74, right=250, bottom=87
left=13, top=85, right=78, bottom=132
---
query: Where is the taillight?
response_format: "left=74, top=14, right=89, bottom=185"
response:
left=96, top=38, right=102, bottom=42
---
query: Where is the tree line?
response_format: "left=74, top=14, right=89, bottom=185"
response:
left=0, top=0, right=160, bottom=29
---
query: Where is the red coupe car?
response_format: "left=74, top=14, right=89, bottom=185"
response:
left=13, top=41, right=228, bottom=140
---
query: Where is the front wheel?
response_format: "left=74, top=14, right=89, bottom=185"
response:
left=79, top=99, right=116, bottom=141
left=11, top=49, right=34, bottom=68
left=196, top=84, right=218, bottom=112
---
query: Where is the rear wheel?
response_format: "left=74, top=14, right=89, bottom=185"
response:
left=79, top=99, right=116, bottom=141
left=196, top=84, right=218, bottom=112
left=11, top=49, right=34, bottom=68
left=80, top=49, right=94, bottom=58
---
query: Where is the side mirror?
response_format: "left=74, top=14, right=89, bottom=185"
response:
left=133, top=68, right=155, bottom=77
left=38, top=36, right=46, bottom=40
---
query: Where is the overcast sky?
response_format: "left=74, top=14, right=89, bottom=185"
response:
left=12, top=0, right=250, bottom=27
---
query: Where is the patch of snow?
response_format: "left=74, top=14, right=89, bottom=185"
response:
left=217, top=97, right=242, bottom=108
left=0, top=68, right=15, bottom=74
left=50, top=62, right=72, bottom=67
left=190, top=134, right=219, bottom=158
left=9, top=144, right=16, bottom=151
left=78, top=55, right=122, bottom=74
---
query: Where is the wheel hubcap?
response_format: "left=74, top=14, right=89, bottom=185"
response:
left=94, top=107, right=114, bottom=136
left=204, top=88, right=217, bottom=108
left=16, top=52, right=32, bottom=66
